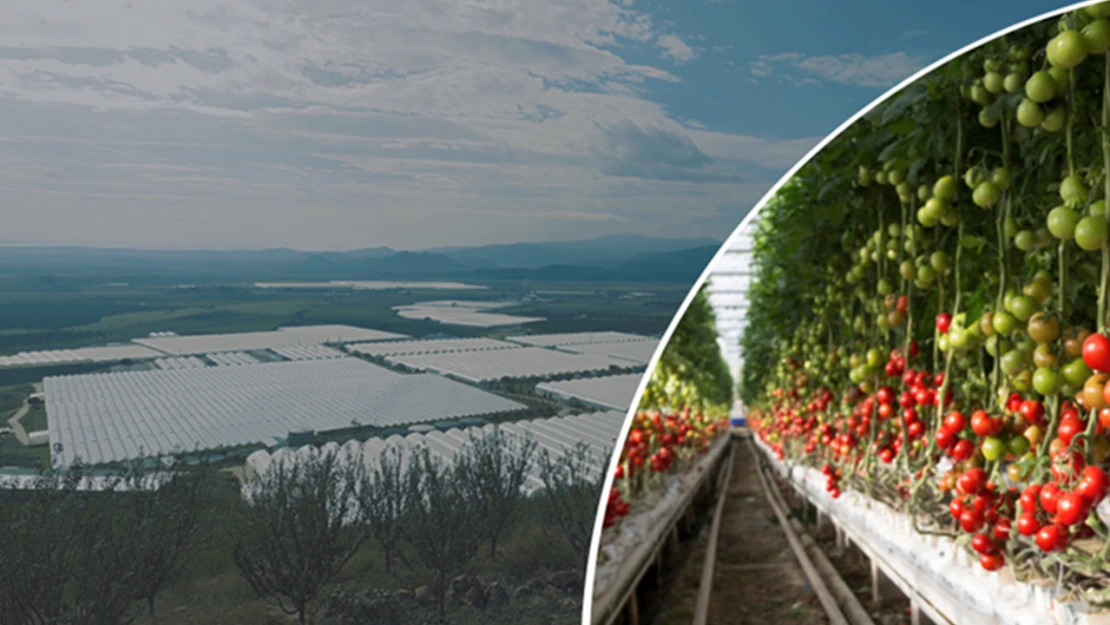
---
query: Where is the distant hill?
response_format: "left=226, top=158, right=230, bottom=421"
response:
left=0, top=234, right=723, bottom=283
left=430, top=234, right=721, bottom=268
left=472, top=244, right=719, bottom=284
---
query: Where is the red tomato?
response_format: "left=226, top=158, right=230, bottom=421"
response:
left=1035, top=523, right=1070, bottom=552
left=971, top=410, right=1001, bottom=437
left=992, top=518, right=1012, bottom=542
left=1017, top=512, right=1041, bottom=536
left=1040, top=482, right=1063, bottom=514
left=943, top=411, right=966, bottom=433
left=935, top=427, right=956, bottom=449
left=1078, top=466, right=1110, bottom=503
left=971, top=532, right=997, bottom=554
left=980, top=553, right=1005, bottom=571
left=899, top=391, right=916, bottom=409
left=1019, top=400, right=1045, bottom=424
left=949, top=497, right=965, bottom=519
left=952, top=439, right=975, bottom=461
left=876, top=386, right=895, bottom=405
left=960, top=508, right=985, bottom=533
left=1056, top=492, right=1091, bottom=526
left=1084, top=333, right=1110, bottom=373
left=936, top=312, right=952, bottom=334
left=1019, top=484, right=1042, bottom=513
left=957, top=468, right=988, bottom=496
left=1057, top=416, right=1085, bottom=445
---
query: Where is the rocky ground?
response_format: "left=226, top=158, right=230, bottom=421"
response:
left=262, top=569, right=586, bottom=625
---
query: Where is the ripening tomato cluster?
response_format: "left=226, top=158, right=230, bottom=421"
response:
left=603, top=487, right=632, bottom=529
left=821, top=463, right=843, bottom=499
left=605, top=408, right=730, bottom=529
left=750, top=350, right=1110, bottom=573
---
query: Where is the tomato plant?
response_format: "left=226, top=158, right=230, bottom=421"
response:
left=742, top=3, right=1110, bottom=596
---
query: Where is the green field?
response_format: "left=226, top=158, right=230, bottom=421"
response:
left=0, top=277, right=684, bottom=358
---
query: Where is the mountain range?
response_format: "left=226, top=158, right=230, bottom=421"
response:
left=0, top=235, right=725, bottom=284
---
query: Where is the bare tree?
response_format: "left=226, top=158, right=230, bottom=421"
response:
left=453, top=427, right=536, bottom=559
left=537, top=442, right=606, bottom=556
left=402, top=446, right=482, bottom=619
left=225, top=448, right=366, bottom=625
left=358, top=443, right=408, bottom=573
left=0, top=470, right=85, bottom=625
left=65, top=485, right=148, bottom=625
left=120, top=463, right=210, bottom=624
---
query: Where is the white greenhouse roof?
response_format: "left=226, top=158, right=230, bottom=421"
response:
left=254, top=281, right=487, bottom=290
left=393, top=304, right=544, bottom=328
left=133, top=325, right=407, bottom=356
left=507, top=331, right=651, bottom=347
left=558, top=339, right=660, bottom=365
left=244, top=410, right=625, bottom=497
left=536, top=374, right=644, bottom=411
left=0, top=344, right=163, bottom=368
left=707, top=221, right=756, bottom=380
left=271, top=345, right=344, bottom=361
left=206, top=351, right=262, bottom=366
left=346, top=337, right=521, bottom=357
left=383, top=347, right=637, bottom=383
left=44, top=357, right=525, bottom=468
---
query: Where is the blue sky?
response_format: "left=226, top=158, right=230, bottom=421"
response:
left=0, top=0, right=1072, bottom=251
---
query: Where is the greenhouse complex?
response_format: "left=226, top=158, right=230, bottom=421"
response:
left=590, top=3, right=1110, bottom=625
left=1, top=319, right=660, bottom=624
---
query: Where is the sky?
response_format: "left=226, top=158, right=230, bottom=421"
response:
left=0, top=0, right=1074, bottom=251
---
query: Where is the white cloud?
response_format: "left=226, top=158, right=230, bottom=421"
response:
left=0, top=0, right=809, bottom=250
left=750, top=51, right=925, bottom=88
left=656, top=34, right=698, bottom=63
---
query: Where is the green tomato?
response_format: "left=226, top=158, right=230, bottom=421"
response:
left=981, top=436, right=1006, bottom=462
left=1060, top=175, right=1089, bottom=207
left=1046, top=66, right=1070, bottom=97
left=972, top=181, right=1002, bottom=208
left=1089, top=200, right=1106, bottom=217
left=970, top=83, right=992, bottom=105
left=1007, top=435, right=1031, bottom=457
left=993, top=310, right=1019, bottom=335
left=1046, top=30, right=1088, bottom=70
left=983, top=72, right=1004, bottom=94
left=949, top=328, right=969, bottom=350
left=934, top=175, right=958, bottom=200
left=866, top=348, right=881, bottom=367
left=877, top=279, right=893, bottom=296
left=1025, top=71, right=1057, bottom=103
left=1003, top=73, right=1023, bottom=93
left=991, top=167, right=1012, bottom=191
left=917, top=265, right=936, bottom=284
left=1086, top=19, right=1110, bottom=54
left=1009, top=295, right=1040, bottom=322
left=1032, top=367, right=1065, bottom=396
left=1014, top=230, right=1035, bottom=251
left=1075, top=215, right=1109, bottom=251
left=1016, top=98, right=1044, bottom=127
left=1000, top=349, right=1029, bottom=376
left=1047, top=205, right=1082, bottom=239
left=1042, top=106, right=1066, bottom=133
left=1004, top=216, right=1019, bottom=238
left=1062, top=358, right=1094, bottom=387
left=930, top=250, right=951, bottom=273
left=979, top=108, right=999, bottom=128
